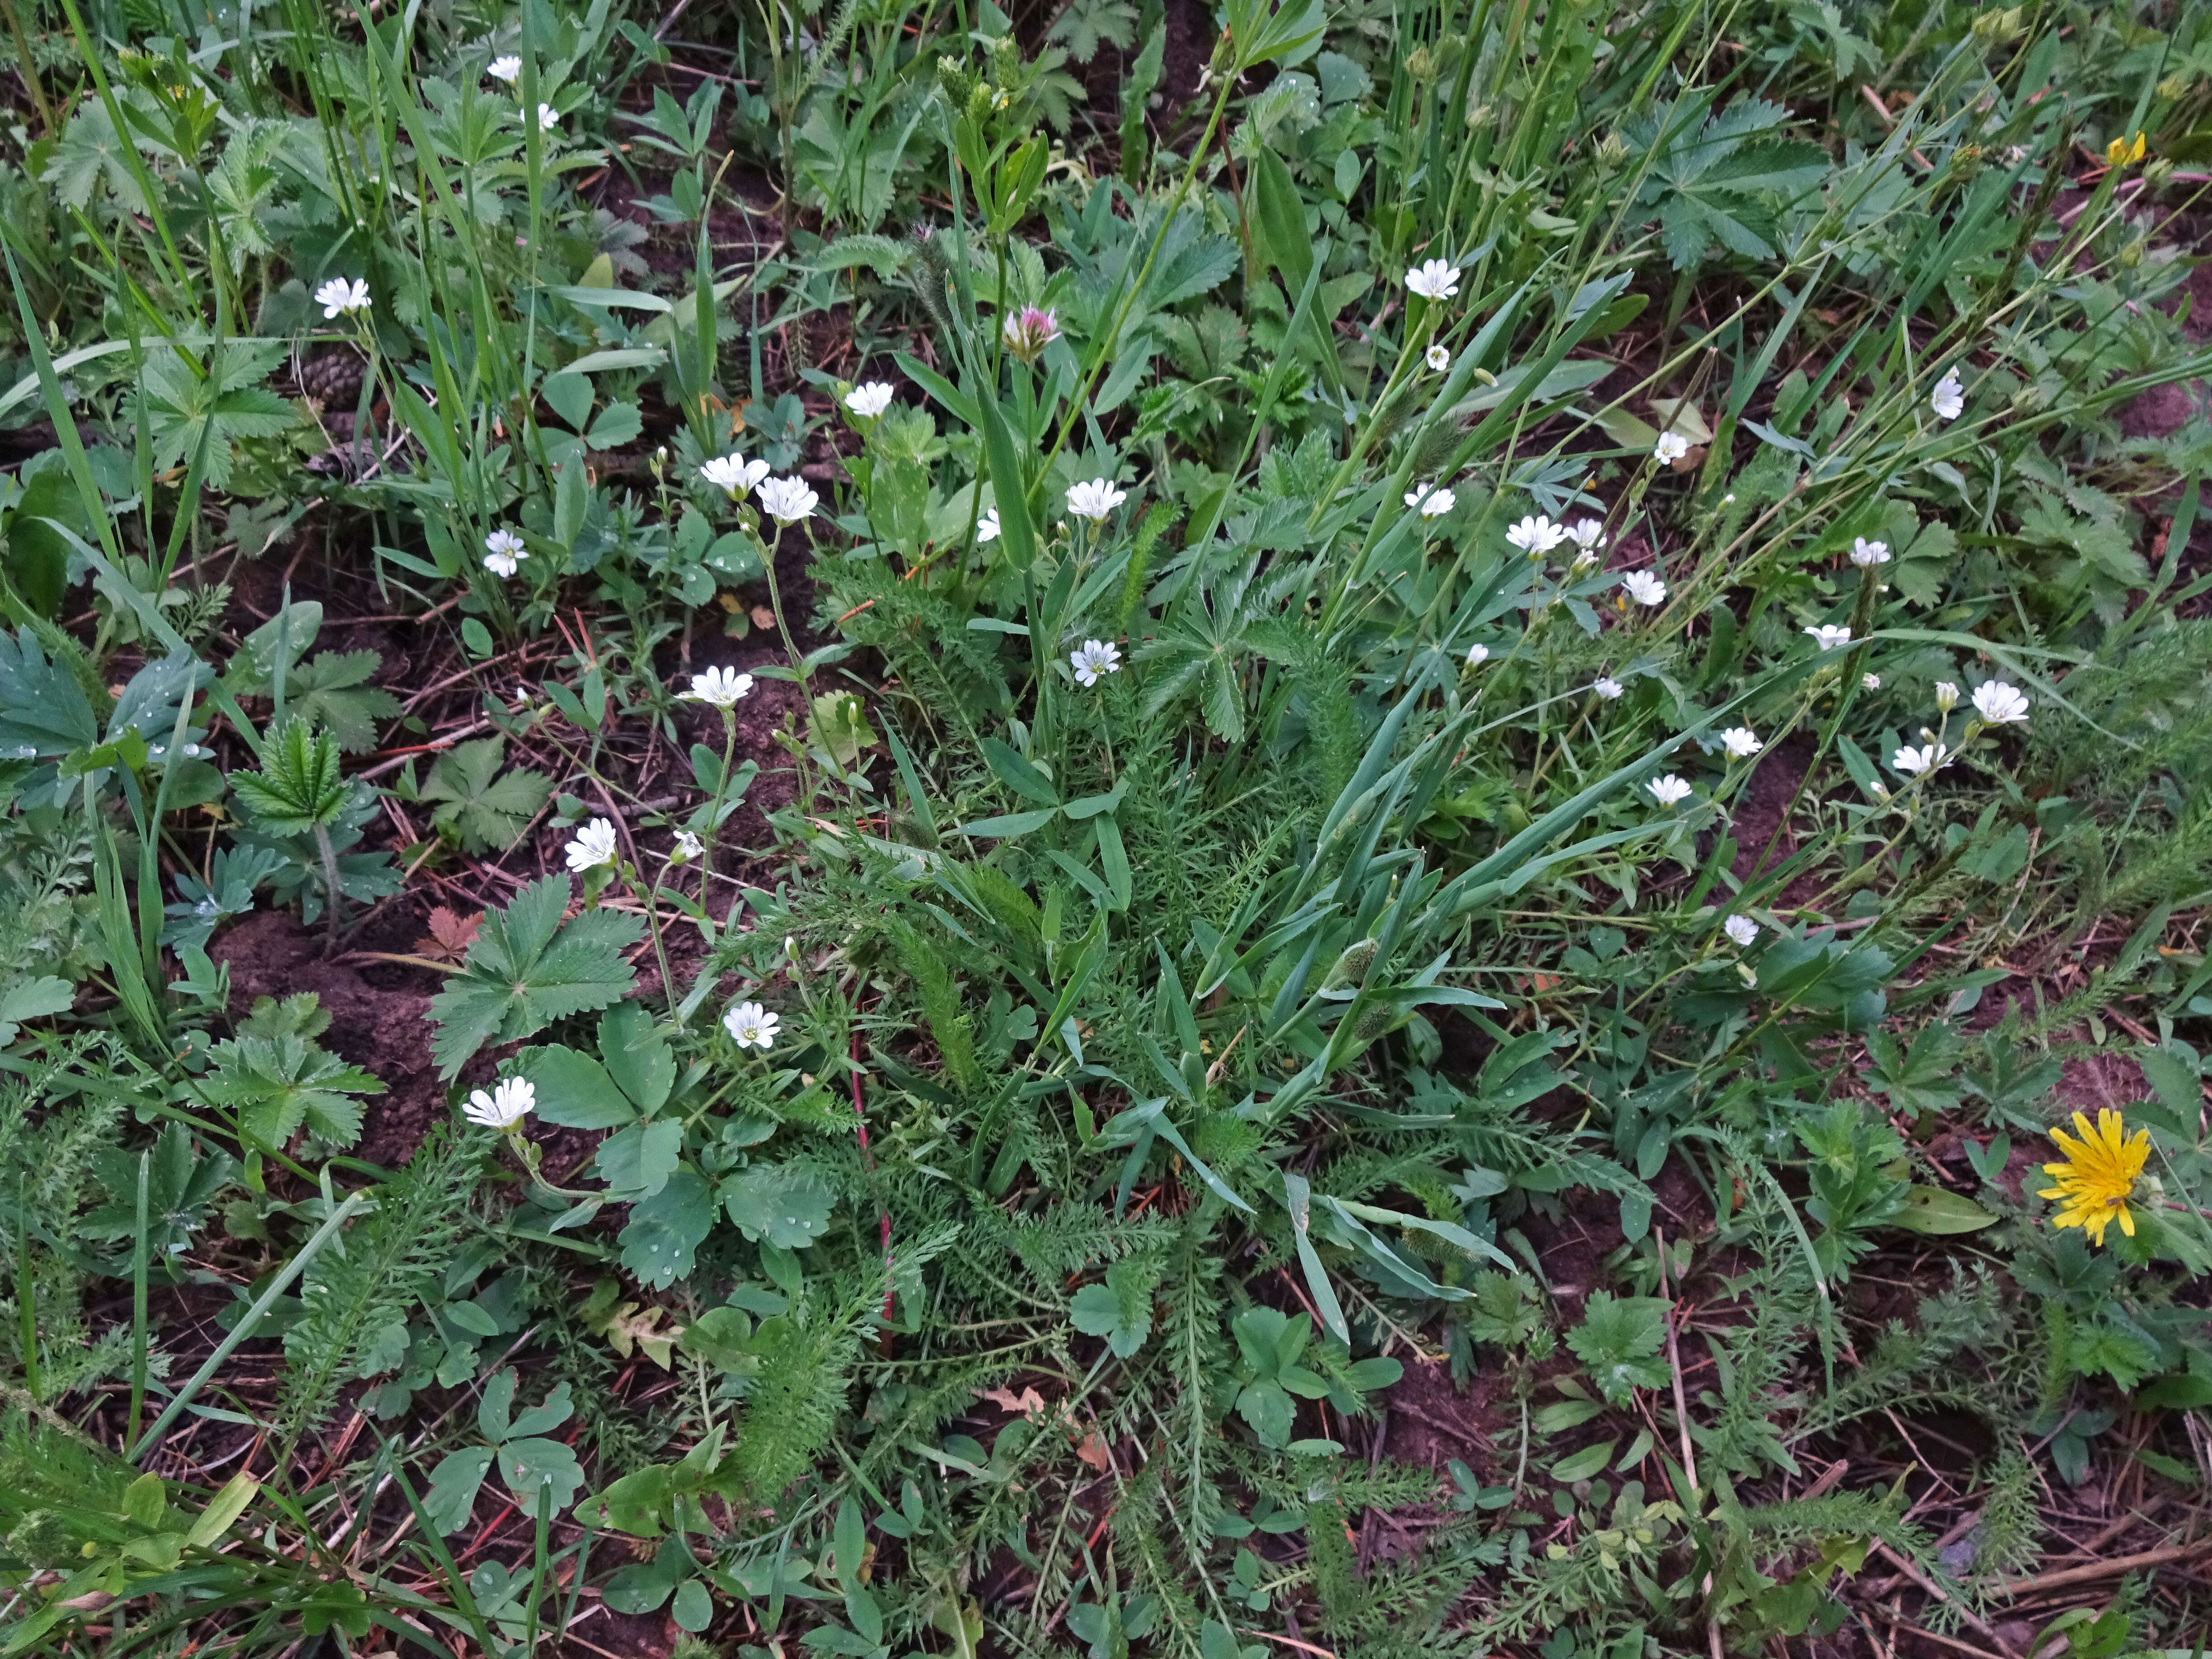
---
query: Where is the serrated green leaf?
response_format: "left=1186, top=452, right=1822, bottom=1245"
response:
left=426, top=875, right=645, bottom=1077
left=419, top=737, right=554, bottom=852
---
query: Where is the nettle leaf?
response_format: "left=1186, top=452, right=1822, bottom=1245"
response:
left=426, top=875, right=645, bottom=1078
left=283, top=651, right=400, bottom=753
left=419, top=737, right=554, bottom=852
left=1566, top=1291, right=1670, bottom=1405
left=230, top=721, right=345, bottom=835
left=722, top=1162, right=835, bottom=1248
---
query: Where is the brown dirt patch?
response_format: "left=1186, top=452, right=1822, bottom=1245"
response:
left=211, top=909, right=446, bottom=1169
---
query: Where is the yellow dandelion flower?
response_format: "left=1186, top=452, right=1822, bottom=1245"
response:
left=2104, top=132, right=2148, bottom=166
left=2038, top=1108, right=2150, bottom=1247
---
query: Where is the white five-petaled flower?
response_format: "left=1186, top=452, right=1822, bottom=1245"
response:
left=487, top=54, right=522, bottom=82
left=482, top=526, right=528, bottom=578
left=684, top=665, right=754, bottom=707
left=315, top=276, right=371, bottom=319
left=700, top=453, right=770, bottom=498
left=534, top=102, right=560, bottom=132
left=1934, top=680, right=1960, bottom=712
left=756, top=476, right=819, bottom=523
left=1593, top=675, right=1624, bottom=700
left=1070, top=639, right=1122, bottom=686
left=1622, top=570, right=1667, bottom=606
left=1567, top=518, right=1607, bottom=553
left=463, top=1075, right=535, bottom=1129
left=1862, top=673, right=1882, bottom=689
left=1465, top=643, right=1490, bottom=667
left=1653, top=431, right=1691, bottom=464
left=1647, top=774, right=1692, bottom=806
left=1406, top=483, right=1456, bottom=519
left=723, top=1000, right=779, bottom=1050
left=975, top=507, right=1001, bottom=543
left=1506, top=514, right=1566, bottom=555
left=1719, top=726, right=1763, bottom=758
left=1065, top=478, right=1128, bottom=522
left=1425, top=343, right=1451, bottom=372
left=1805, top=624, right=1853, bottom=651
left=844, top=381, right=895, bottom=418
left=1724, top=915, right=1759, bottom=948
left=671, top=830, right=705, bottom=862
left=1893, top=742, right=1949, bottom=776
left=1972, top=680, right=2029, bottom=725
left=1405, top=258, right=1460, bottom=300
left=1931, top=368, right=1965, bottom=421
left=1850, top=537, right=1891, bottom=567
left=565, top=816, right=619, bottom=872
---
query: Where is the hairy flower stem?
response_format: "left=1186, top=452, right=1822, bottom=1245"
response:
left=313, top=822, right=343, bottom=956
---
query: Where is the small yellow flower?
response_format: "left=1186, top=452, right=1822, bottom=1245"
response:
left=2105, top=132, right=2148, bottom=167
left=2038, top=1109, right=2151, bottom=1247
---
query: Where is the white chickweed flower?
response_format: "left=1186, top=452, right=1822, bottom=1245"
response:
left=1465, top=643, right=1490, bottom=667
left=756, top=476, right=819, bottom=523
left=671, top=830, right=705, bottom=862
left=1425, top=343, right=1451, bottom=372
left=1065, top=478, right=1128, bottom=522
left=1406, top=483, right=1456, bottom=519
left=1622, top=571, right=1667, bottom=606
left=1719, top=726, right=1763, bottom=759
left=1647, top=774, right=1692, bottom=806
left=1934, top=681, right=1960, bottom=712
left=535, top=102, right=560, bottom=132
left=564, top=816, right=619, bottom=872
left=700, top=453, right=770, bottom=499
left=482, top=526, right=528, bottom=578
left=1566, top=518, right=1607, bottom=553
left=1931, top=368, right=1965, bottom=422
left=1070, top=639, right=1122, bottom=687
left=1724, top=915, right=1759, bottom=948
left=1850, top=537, right=1891, bottom=567
left=723, top=1000, right=780, bottom=1050
left=1893, top=742, right=1949, bottom=776
left=684, top=665, right=754, bottom=708
left=315, top=276, right=371, bottom=319
left=1506, top=514, right=1566, bottom=555
left=1405, top=259, right=1460, bottom=300
left=1593, top=676, right=1624, bottom=700
left=844, top=381, right=895, bottom=418
left=1862, top=673, right=1882, bottom=690
left=975, top=507, right=1001, bottom=543
left=463, top=1075, right=535, bottom=1129
left=1972, top=680, right=2030, bottom=725
left=1653, top=431, right=1691, bottom=464
left=1805, top=624, right=1853, bottom=651
left=487, top=54, right=522, bottom=82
